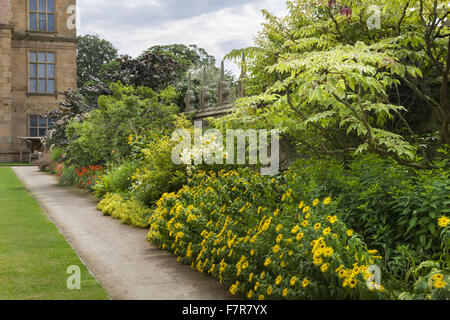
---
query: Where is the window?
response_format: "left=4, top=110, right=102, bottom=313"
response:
left=29, top=51, right=55, bottom=94
left=29, top=115, right=54, bottom=137
left=29, top=0, right=55, bottom=32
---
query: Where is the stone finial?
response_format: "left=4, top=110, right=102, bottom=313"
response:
left=218, top=60, right=230, bottom=106
left=199, top=67, right=211, bottom=110
left=237, top=53, right=247, bottom=98
left=184, top=72, right=195, bottom=113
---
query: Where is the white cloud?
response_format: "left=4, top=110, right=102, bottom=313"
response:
left=77, top=0, right=288, bottom=76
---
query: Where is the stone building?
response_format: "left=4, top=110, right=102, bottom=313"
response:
left=0, top=0, right=77, bottom=163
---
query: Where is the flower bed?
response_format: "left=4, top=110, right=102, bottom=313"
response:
left=147, top=169, right=389, bottom=300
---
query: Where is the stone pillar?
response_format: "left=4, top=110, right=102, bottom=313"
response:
left=199, top=67, right=210, bottom=110
left=217, top=61, right=230, bottom=106
left=0, top=0, right=13, bottom=161
left=184, top=72, right=195, bottom=113
left=237, top=53, right=247, bottom=98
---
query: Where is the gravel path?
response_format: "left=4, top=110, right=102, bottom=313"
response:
left=13, top=167, right=232, bottom=300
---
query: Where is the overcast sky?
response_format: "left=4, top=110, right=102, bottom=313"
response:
left=77, top=0, right=288, bottom=76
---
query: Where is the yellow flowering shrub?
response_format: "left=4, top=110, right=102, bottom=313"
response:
left=147, top=169, right=389, bottom=299
left=97, top=193, right=153, bottom=228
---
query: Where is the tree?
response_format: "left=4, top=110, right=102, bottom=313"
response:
left=145, top=44, right=236, bottom=109
left=99, top=52, right=181, bottom=91
left=144, top=44, right=216, bottom=74
left=77, top=35, right=118, bottom=88
left=64, top=83, right=179, bottom=166
left=225, top=0, right=449, bottom=169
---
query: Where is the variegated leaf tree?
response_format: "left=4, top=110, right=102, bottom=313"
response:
left=225, top=0, right=449, bottom=169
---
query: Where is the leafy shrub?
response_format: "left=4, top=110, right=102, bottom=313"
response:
left=58, top=165, right=103, bottom=191
left=288, top=155, right=450, bottom=278
left=147, top=169, right=389, bottom=300
left=131, top=135, right=187, bottom=206
left=64, top=83, right=178, bottom=167
left=58, top=165, right=79, bottom=187
left=94, top=160, right=139, bottom=198
left=97, top=193, right=152, bottom=228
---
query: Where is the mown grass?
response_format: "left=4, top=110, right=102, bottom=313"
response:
left=0, top=164, right=35, bottom=167
left=0, top=168, right=109, bottom=300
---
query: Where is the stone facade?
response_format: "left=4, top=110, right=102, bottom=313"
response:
left=0, top=0, right=77, bottom=162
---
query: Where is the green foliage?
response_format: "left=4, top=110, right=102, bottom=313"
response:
left=97, top=193, right=152, bottom=228
left=399, top=261, right=449, bottom=300
left=145, top=44, right=216, bottom=74
left=77, top=34, right=118, bottom=88
left=148, top=169, right=390, bottom=300
left=131, top=134, right=187, bottom=206
left=64, top=83, right=178, bottom=166
left=287, top=155, right=450, bottom=280
left=93, top=160, right=139, bottom=199
left=224, top=0, right=450, bottom=168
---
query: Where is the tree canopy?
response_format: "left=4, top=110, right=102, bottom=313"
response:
left=77, top=34, right=118, bottom=88
left=225, top=0, right=450, bottom=169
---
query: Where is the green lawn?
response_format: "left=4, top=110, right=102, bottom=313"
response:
left=0, top=164, right=35, bottom=167
left=0, top=168, right=109, bottom=300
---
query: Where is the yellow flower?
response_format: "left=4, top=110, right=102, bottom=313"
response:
left=275, top=275, right=282, bottom=285
left=276, top=234, right=283, bottom=243
left=346, top=229, right=354, bottom=237
left=276, top=224, right=283, bottom=232
left=267, top=286, right=273, bottom=295
left=314, top=223, right=321, bottom=230
left=327, top=215, right=337, bottom=224
left=302, top=206, right=310, bottom=214
left=348, top=278, right=357, bottom=288
left=323, top=227, right=331, bottom=236
left=242, top=261, right=249, bottom=270
left=264, top=257, right=271, bottom=267
left=323, top=247, right=334, bottom=257
left=258, top=295, right=264, bottom=300
left=229, top=282, right=239, bottom=295
left=281, top=194, right=286, bottom=202
left=261, top=271, right=266, bottom=279
left=323, top=197, right=332, bottom=205
left=291, top=225, right=300, bottom=234
left=273, top=245, right=280, bottom=254
left=302, top=278, right=310, bottom=288
left=320, top=263, right=330, bottom=273
left=290, top=276, right=298, bottom=286
left=313, top=199, right=319, bottom=206
left=432, top=273, right=444, bottom=281
left=282, top=288, right=289, bottom=297
left=250, top=249, right=255, bottom=256
left=247, top=290, right=254, bottom=299
left=296, top=232, right=304, bottom=241
left=274, top=209, right=280, bottom=216
left=249, top=272, right=254, bottom=282
left=433, top=280, right=447, bottom=289
left=301, top=220, right=308, bottom=227
left=338, top=270, right=347, bottom=279
left=438, top=216, right=450, bottom=228
left=298, top=201, right=304, bottom=210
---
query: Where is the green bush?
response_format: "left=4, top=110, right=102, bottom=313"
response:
left=131, top=135, right=187, bottom=206
left=148, top=169, right=390, bottom=300
left=94, top=160, right=139, bottom=198
left=64, top=83, right=178, bottom=167
left=97, top=193, right=152, bottom=228
left=287, top=155, right=450, bottom=280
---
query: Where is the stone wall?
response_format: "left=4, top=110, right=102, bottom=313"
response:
left=0, top=0, right=77, bottom=163
left=0, top=0, right=13, bottom=162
